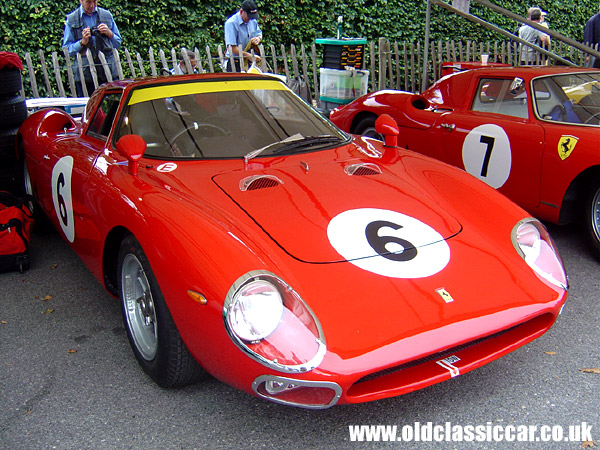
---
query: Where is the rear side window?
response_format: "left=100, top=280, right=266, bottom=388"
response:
left=87, top=93, right=122, bottom=140
left=471, top=78, right=528, bottom=119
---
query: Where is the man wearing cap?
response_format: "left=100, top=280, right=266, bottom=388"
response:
left=518, top=7, right=550, bottom=65
left=224, top=0, right=263, bottom=72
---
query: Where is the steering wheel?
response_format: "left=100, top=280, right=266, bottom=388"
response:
left=167, top=122, right=230, bottom=156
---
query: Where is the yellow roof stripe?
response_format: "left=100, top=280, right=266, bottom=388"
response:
left=128, top=79, right=287, bottom=105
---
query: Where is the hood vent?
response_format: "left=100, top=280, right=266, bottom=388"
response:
left=240, top=175, right=284, bottom=192
left=344, top=162, right=382, bottom=177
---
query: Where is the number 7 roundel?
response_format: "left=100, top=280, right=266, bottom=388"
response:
left=462, top=124, right=512, bottom=189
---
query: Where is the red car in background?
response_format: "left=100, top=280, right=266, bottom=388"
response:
left=330, top=67, right=600, bottom=259
left=18, top=73, right=567, bottom=408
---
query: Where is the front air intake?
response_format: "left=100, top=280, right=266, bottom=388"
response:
left=239, top=175, right=284, bottom=191
left=344, top=162, right=382, bottom=176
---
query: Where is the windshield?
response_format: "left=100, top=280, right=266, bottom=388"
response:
left=533, top=72, right=600, bottom=125
left=114, top=78, right=348, bottom=159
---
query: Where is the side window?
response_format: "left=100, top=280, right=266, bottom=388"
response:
left=471, top=78, right=528, bottom=119
left=87, top=93, right=122, bottom=140
left=533, top=78, right=582, bottom=124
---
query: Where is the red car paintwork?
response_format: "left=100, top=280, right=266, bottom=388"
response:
left=19, top=73, right=567, bottom=408
left=330, top=67, right=600, bottom=253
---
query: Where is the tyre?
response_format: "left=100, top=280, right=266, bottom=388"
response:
left=0, top=127, right=19, bottom=163
left=118, top=234, right=204, bottom=387
left=353, top=115, right=382, bottom=140
left=0, top=69, right=23, bottom=97
left=0, top=158, right=23, bottom=195
left=21, top=152, right=52, bottom=231
left=584, top=180, right=600, bottom=260
left=0, top=96, right=27, bottom=129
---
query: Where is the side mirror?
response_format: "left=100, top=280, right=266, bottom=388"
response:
left=116, top=134, right=146, bottom=176
left=509, top=77, right=524, bottom=95
left=375, top=114, right=399, bottom=148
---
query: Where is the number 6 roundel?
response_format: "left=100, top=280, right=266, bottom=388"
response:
left=51, top=156, right=75, bottom=243
left=327, top=208, right=450, bottom=278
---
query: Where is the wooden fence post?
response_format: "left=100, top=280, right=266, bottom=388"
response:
left=38, top=50, right=54, bottom=98
left=62, top=48, right=77, bottom=97
left=149, top=47, right=158, bottom=76
left=124, top=49, right=136, bottom=78
left=368, top=41, right=376, bottom=92
left=300, top=44, right=312, bottom=101
left=205, top=45, right=215, bottom=73
left=113, top=48, right=124, bottom=80
left=24, top=53, right=40, bottom=98
left=51, top=52, right=66, bottom=98
left=280, top=44, right=290, bottom=80
left=311, top=43, right=319, bottom=104
left=378, top=38, right=386, bottom=90
left=135, top=52, right=146, bottom=77
left=97, top=52, right=113, bottom=82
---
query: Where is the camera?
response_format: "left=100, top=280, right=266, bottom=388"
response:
left=90, top=26, right=101, bottom=37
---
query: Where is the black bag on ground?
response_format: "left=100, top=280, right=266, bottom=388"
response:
left=0, top=191, right=34, bottom=273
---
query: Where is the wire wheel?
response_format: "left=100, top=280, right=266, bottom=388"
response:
left=121, top=253, right=158, bottom=361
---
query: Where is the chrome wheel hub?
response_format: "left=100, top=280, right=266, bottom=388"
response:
left=592, top=190, right=600, bottom=242
left=121, top=254, right=158, bottom=361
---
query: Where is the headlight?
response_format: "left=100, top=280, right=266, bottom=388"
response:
left=512, top=218, right=568, bottom=290
left=223, top=271, right=326, bottom=373
left=227, top=279, right=284, bottom=342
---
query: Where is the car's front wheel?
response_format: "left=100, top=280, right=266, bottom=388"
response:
left=353, top=116, right=382, bottom=140
left=118, top=234, right=204, bottom=387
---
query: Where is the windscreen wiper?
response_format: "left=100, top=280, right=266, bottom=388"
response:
left=244, top=133, right=304, bottom=163
left=271, top=135, right=345, bottom=154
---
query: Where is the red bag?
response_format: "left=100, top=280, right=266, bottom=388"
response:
left=0, top=191, right=34, bottom=273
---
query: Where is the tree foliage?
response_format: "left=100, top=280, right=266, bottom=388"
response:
left=1, top=0, right=598, bottom=56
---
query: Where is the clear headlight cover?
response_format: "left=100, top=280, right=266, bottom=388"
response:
left=227, top=279, right=284, bottom=342
left=512, top=218, right=568, bottom=290
left=223, top=271, right=326, bottom=373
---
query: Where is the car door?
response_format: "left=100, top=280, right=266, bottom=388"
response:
left=41, top=92, right=122, bottom=244
left=437, top=77, right=545, bottom=211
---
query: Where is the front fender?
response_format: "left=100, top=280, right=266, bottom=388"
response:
left=93, top=163, right=296, bottom=376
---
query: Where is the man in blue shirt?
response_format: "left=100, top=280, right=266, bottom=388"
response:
left=584, top=5, right=600, bottom=68
left=62, top=0, right=122, bottom=96
left=518, top=7, right=550, bottom=65
left=224, top=0, right=263, bottom=72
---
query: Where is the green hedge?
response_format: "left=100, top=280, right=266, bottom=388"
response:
left=1, top=0, right=597, bottom=56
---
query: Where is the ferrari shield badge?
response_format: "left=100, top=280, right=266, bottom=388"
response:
left=435, top=287, right=454, bottom=303
left=558, top=135, right=578, bottom=161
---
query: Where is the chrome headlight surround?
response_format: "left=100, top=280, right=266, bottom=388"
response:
left=223, top=270, right=326, bottom=373
left=512, top=218, right=568, bottom=290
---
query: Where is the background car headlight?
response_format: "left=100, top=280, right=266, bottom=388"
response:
left=223, top=271, right=326, bottom=373
left=512, top=218, right=568, bottom=290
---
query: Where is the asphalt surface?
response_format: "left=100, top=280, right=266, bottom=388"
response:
left=1, top=223, right=599, bottom=450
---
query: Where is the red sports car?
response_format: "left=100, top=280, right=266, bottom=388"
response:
left=330, top=67, right=600, bottom=259
left=19, top=73, right=567, bottom=408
